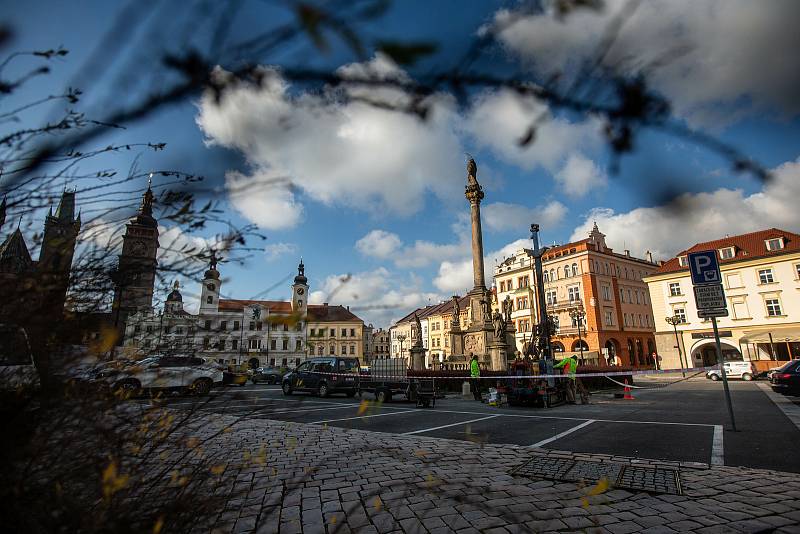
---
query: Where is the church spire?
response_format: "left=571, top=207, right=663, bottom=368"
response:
left=139, top=173, right=154, bottom=217
left=294, top=257, right=308, bottom=285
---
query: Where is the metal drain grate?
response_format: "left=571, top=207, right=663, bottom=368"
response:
left=514, top=457, right=682, bottom=495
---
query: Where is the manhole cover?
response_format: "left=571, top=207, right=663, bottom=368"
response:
left=514, top=457, right=681, bottom=495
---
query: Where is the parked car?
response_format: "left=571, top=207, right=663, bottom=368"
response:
left=0, top=324, right=40, bottom=391
left=769, top=360, right=800, bottom=396
left=250, top=367, right=284, bottom=385
left=281, top=357, right=359, bottom=397
left=706, top=360, right=755, bottom=381
left=90, top=355, right=223, bottom=396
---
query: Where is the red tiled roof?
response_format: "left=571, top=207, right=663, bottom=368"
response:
left=218, top=299, right=363, bottom=322
left=656, top=228, right=800, bottom=274
left=395, top=295, right=469, bottom=325
left=306, top=304, right=362, bottom=322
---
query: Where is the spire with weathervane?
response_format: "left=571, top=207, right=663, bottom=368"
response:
left=291, top=258, right=308, bottom=315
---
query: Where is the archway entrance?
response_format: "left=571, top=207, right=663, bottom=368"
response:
left=605, top=339, right=619, bottom=365
left=552, top=341, right=565, bottom=354
left=691, top=340, right=742, bottom=367
left=248, top=357, right=260, bottom=369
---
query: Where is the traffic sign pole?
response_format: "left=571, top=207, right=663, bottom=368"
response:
left=712, top=316, right=737, bottom=432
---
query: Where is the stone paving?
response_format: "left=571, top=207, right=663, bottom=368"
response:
left=186, top=412, right=800, bottom=534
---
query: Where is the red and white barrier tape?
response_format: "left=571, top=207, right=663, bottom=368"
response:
left=311, top=366, right=715, bottom=381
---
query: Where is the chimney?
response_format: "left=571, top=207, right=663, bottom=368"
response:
left=646, top=250, right=653, bottom=263
left=346, top=305, right=350, bottom=311
left=624, top=249, right=630, bottom=257
left=323, top=302, right=328, bottom=307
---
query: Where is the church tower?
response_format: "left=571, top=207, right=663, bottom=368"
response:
left=112, top=180, right=159, bottom=339
left=199, top=252, right=221, bottom=313
left=291, top=259, right=308, bottom=316
left=38, top=190, right=81, bottom=316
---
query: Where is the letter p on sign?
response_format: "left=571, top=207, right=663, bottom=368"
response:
left=688, top=250, right=721, bottom=285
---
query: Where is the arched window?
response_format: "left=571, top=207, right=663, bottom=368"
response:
left=550, top=269, right=556, bottom=281
left=552, top=341, right=565, bottom=352
left=571, top=263, right=579, bottom=277
left=564, top=266, right=571, bottom=278
left=317, top=346, right=323, bottom=355
left=543, top=270, right=549, bottom=283
left=206, top=296, right=213, bottom=304
left=329, top=344, right=335, bottom=354
left=207, top=283, right=215, bottom=291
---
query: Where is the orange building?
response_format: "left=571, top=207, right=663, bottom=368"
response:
left=495, top=223, right=660, bottom=367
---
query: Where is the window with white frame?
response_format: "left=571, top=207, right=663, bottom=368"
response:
left=572, top=263, right=579, bottom=277
left=673, top=308, right=687, bottom=324
left=623, top=313, right=629, bottom=326
left=765, top=238, right=784, bottom=251
left=602, top=285, right=611, bottom=301
left=719, top=247, right=735, bottom=259
left=678, top=256, right=688, bottom=267
left=758, top=268, right=775, bottom=284
left=604, top=310, right=613, bottom=325
left=568, top=286, right=580, bottom=302
left=620, top=288, right=625, bottom=303
left=564, top=266, right=570, bottom=278
left=731, top=297, right=750, bottom=320
left=765, top=298, right=783, bottom=316
left=546, top=290, right=557, bottom=305
left=796, top=263, right=800, bottom=280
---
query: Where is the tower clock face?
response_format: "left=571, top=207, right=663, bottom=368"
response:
left=297, top=288, right=305, bottom=295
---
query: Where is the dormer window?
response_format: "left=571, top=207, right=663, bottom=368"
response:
left=765, top=237, right=784, bottom=251
left=678, top=256, right=688, bottom=267
left=719, top=247, right=735, bottom=260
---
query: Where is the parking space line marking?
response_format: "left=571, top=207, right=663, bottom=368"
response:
left=403, top=415, right=499, bottom=435
left=530, top=419, right=595, bottom=448
left=711, top=425, right=724, bottom=466
left=756, top=382, right=800, bottom=431
left=311, top=410, right=417, bottom=424
left=416, top=408, right=714, bottom=427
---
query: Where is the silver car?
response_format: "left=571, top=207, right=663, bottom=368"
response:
left=92, top=355, right=223, bottom=395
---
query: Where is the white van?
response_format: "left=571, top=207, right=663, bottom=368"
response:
left=0, top=324, right=40, bottom=391
left=706, top=361, right=755, bottom=381
left=91, top=355, right=223, bottom=395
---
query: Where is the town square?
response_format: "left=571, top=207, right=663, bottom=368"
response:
left=1, top=1, right=800, bottom=533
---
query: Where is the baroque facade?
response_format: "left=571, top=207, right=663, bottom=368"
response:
left=644, top=228, right=800, bottom=371
left=124, top=259, right=365, bottom=368
left=494, top=223, right=659, bottom=367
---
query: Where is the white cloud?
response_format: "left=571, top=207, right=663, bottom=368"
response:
left=197, top=57, right=465, bottom=229
left=433, top=238, right=530, bottom=294
left=494, top=0, right=800, bottom=127
left=225, top=170, right=304, bottom=230
left=355, top=230, right=402, bottom=259
left=463, top=89, right=602, bottom=170
left=482, top=200, right=567, bottom=233
left=264, top=242, right=298, bottom=262
left=355, top=229, right=465, bottom=269
left=554, top=154, right=607, bottom=197
left=308, top=267, right=442, bottom=326
left=570, top=157, right=800, bottom=260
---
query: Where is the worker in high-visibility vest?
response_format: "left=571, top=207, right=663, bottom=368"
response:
left=469, top=353, right=481, bottom=401
left=554, top=355, right=578, bottom=404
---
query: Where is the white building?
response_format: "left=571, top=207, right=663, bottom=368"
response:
left=644, top=228, right=800, bottom=371
left=124, top=259, right=365, bottom=368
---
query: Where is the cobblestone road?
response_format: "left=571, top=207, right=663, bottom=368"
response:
left=187, top=412, right=800, bottom=534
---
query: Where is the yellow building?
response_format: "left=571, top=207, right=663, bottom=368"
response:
left=644, top=228, right=800, bottom=370
left=306, top=303, right=365, bottom=360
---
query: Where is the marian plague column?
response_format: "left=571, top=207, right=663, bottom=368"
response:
left=462, top=159, right=509, bottom=371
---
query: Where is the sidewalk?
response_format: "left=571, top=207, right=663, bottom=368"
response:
left=189, top=413, right=800, bottom=534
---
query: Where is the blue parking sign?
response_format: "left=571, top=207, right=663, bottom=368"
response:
left=687, top=250, right=721, bottom=285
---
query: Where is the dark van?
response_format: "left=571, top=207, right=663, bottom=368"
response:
left=281, top=357, right=360, bottom=398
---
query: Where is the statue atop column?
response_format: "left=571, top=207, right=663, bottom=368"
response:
left=451, top=296, right=460, bottom=327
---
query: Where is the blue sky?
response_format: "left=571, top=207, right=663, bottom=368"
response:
left=3, top=0, right=799, bottom=327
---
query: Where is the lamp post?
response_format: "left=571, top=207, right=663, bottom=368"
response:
left=569, top=304, right=586, bottom=365
left=397, top=334, right=407, bottom=360
left=665, top=315, right=686, bottom=378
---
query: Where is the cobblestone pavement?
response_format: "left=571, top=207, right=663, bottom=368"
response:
left=188, top=412, right=800, bottom=534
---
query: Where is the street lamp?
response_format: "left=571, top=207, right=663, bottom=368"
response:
left=665, top=315, right=687, bottom=378
left=397, top=334, right=407, bottom=360
left=569, top=304, right=586, bottom=365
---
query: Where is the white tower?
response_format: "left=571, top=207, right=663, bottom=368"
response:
left=291, top=259, right=308, bottom=316
left=200, top=252, right=221, bottom=313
